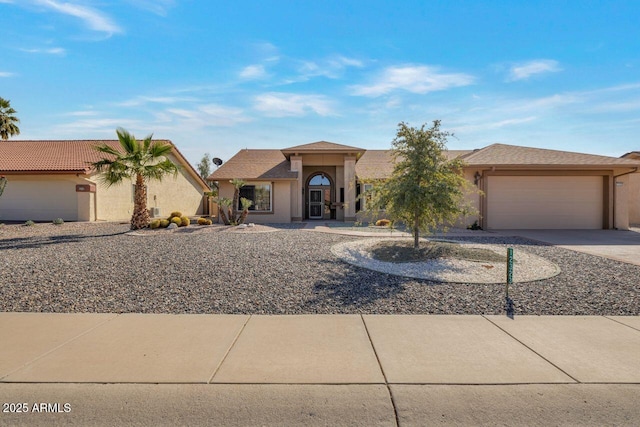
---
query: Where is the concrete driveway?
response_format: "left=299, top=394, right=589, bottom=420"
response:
left=494, top=229, right=640, bottom=266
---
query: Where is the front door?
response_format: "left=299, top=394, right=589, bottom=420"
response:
left=309, top=189, right=323, bottom=219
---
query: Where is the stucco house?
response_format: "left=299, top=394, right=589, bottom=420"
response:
left=0, top=140, right=210, bottom=222
left=621, top=151, right=640, bottom=225
left=209, top=141, right=640, bottom=230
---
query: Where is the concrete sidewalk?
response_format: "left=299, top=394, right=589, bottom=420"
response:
left=1, top=313, right=639, bottom=426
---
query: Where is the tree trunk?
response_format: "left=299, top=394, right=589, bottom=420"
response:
left=231, top=187, right=239, bottom=224
left=131, top=174, right=150, bottom=230
left=413, top=211, right=420, bottom=249
left=219, top=207, right=230, bottom=225
left=238, top=208, right=249, bottom=225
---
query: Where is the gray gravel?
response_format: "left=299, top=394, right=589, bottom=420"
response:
left=0, top=223, right=638, bottom=315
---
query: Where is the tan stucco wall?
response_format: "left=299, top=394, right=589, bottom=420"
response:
left=218, top=180, right=292, bottom=224
left=92, top=155, right=205, bottom=221
left=614, top=174, right=629, bottom=230
left=629, top=173, right=640, bottom=225
left=0, top=175, right=85, bottom=221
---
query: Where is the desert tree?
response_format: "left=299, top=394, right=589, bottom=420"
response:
left=367, top=120, right=474, bottom=248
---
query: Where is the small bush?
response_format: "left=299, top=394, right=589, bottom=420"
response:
left=169, top=211, right=183, bottom=219
left=150, top=219, right=161, bottom=229
left=197, top=217, right=208, bottom=225
left=205, top=219, right=213, bottom=225
left=53, top=218, right=64, bottom=225
left=24, top=220, right=35, bottom=227
left=467, top=220, right=482, bottom=230
left=159, top=219, right=170, bottom=228
left=180, top=216, right=190, bottom=226
left=375, top=219, right=391, bottom=227
left=170, top=216, right=182, bottom=226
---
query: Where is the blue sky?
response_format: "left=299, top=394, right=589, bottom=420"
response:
left=1, top=1, right=639, bottom=166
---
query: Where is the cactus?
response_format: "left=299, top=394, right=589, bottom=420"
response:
left=150, top=219, right=161, bottom=229
left=159, top=219, right=170, bottom=228
left=170, top=216, right=182, bottom=226
left=180, top=216, right=190, bottom=226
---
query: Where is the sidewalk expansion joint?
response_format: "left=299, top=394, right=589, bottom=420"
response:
left=603, top=315, right=640, bottom=333
left=360, top=314, right=400, bottom=427
left=206, top=314, right=251, bottom=384
left=481, top=315, right=581, bottom=384
left=0, top=313, right=120, bottom=381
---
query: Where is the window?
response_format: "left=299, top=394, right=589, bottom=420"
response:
left=238, top=182, right=272, bottom=211
left=361, top=183, right=374, bottom=211
left=309, top=174, right=331, bottom=186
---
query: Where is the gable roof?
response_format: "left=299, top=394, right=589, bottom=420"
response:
left=621, top=151, right=640, bottom=160
left=281, top=141, right=366, bottom=159
left=208, top=149, right=298, bottom=181
left=0, top=140, right=210, bottom=190
left=356, top=149, right=474, bottom=180
left=462, top=143, right=640, bottom=168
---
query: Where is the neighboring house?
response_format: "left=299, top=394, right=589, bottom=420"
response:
left=209, top=141, right=640, bottom=230
left=0, top=140, right=210, bottom=222
left=621, top=151, right=640, bottom=225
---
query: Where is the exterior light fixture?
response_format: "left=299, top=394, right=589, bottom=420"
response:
left=474, top=171, right=481, bottom=185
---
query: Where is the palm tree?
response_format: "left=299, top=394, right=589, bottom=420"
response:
left=91, top=127, right=179, bottom=230
left=0, top=97, right=20, bottom=140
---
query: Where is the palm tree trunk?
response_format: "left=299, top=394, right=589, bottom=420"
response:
left=131, top=174, right=150, bottom=230
left=231, top=187, right=239, bottom=224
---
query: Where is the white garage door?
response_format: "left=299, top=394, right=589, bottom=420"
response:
left=0, top=179, right=78, bottom=221
left=487, top=176, right=603, bottom=229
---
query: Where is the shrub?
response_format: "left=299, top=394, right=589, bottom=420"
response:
left=169, top=211, right=182, bottom=219
left=53, top=218, right=64, bottom=225
left=24, top=220, right=35, bottom=227
left=205, top=219, right=213, bottom=225
left=150, top=219, right=161, bottom=229
left=197, top=217, right=208, bottom=225
left=375, top=219, right=391, bottom=227
left=170, top=216, right=182, bottom=226
left=467, top=220, right=482, bottom=230
left=180, top=216, right=190, bottom=226
left=159, top=219, right=170, bottom=228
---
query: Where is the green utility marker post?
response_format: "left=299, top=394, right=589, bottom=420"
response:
left=505, top=248, right=514, bottom=318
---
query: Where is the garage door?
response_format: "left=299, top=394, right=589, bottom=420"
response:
left=0, top=179, right=78, bottom=221
left=486, top=176, right=603, bottom=229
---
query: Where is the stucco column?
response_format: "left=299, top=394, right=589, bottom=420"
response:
left=343, top=156, right=357, bottom=221
left=290, top=155, right=303, bottom=221
left=614, top=174, right=630, bottom=230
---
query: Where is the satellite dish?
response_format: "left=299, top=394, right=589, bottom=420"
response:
left=212, top=157, right=223, bottom=167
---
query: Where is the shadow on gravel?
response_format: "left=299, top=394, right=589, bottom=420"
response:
left=0, top=231, right=128, bottom=250
left=303, top=260, right=422, bottom=309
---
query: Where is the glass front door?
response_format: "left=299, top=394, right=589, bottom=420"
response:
left=309, top=189, right=323, bottom=219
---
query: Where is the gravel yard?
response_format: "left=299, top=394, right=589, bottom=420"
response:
left=0, top=222, right=638, bottom=315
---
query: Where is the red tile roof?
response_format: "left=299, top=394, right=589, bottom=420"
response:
left=0, top=140, right=210, bottom=190
left=0, top=140, right=133, bottom=174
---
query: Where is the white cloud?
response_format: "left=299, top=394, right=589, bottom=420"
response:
left=239, top=64, right=267, bottom=80
left=33, top=0, right=122, bottom=35
left=19, top=47, right=66, bottom=55
left=293, top=55, right=364, bottom=81
left=126, top=0, right=175, bottom=16
left=351, top=65, right=475, bottom=97
left=117, top=96, right=198, bottom=107
left=508, top=59, right=562, bottom=81
left=162, top=104, right=250, bottom=127
left=254, top=92, right=334, bottom=117
left=0, top=71, right=15, bottom=77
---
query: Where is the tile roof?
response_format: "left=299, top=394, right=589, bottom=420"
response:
left=0, top=140, right=129, bottom=173
left=0, top=140, right=210, bottom=190
left=355, top=149, right=474, bottom=180
left=281, top=141, right=365, bottom=153
left=208, top=149, right=298, bottom=181
left=462, top=143, right=640, bottom=168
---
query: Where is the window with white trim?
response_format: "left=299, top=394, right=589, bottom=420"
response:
left=361, top=183, right=374, bottom=210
